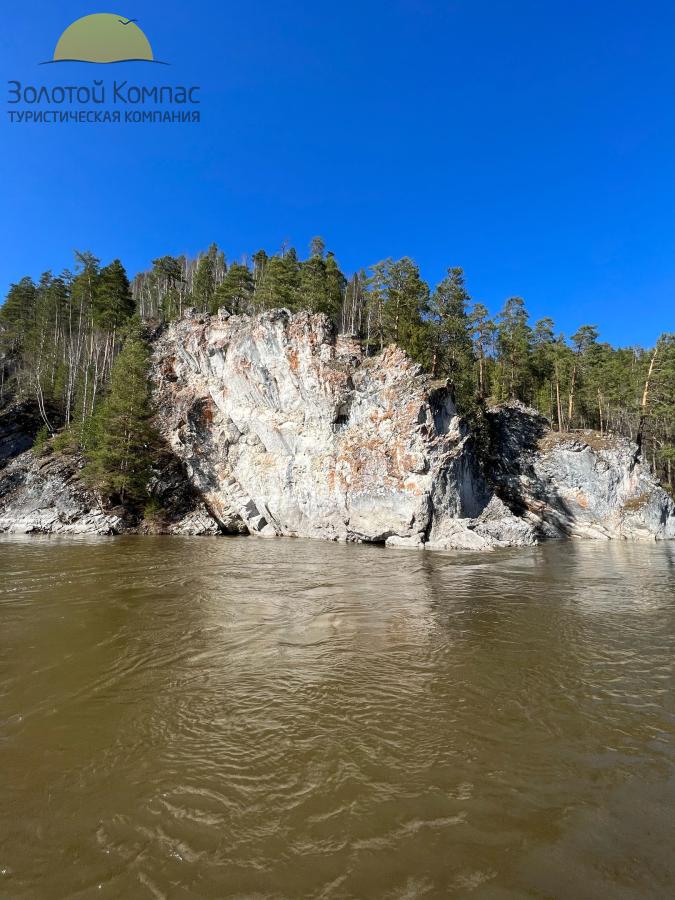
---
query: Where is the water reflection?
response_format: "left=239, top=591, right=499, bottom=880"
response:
left=1, top=536, right=674, bottom=898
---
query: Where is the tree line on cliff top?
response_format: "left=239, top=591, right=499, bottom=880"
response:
left=1, top=238, right=674, bottom=506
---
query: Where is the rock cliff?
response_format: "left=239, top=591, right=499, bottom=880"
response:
left=0, top=419, right=219, bottom=536
left=150, top=309, right=674, bottom=548
left=1, top=309, right=673, bottom=547
left=150, top=309, right=532, bottom=549
left=487, top=402, right=675, bottom=542
left=0, top=450, right=123, bottom=535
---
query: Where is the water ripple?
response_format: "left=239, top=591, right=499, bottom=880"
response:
left=1, top=536, right=674, bottom=898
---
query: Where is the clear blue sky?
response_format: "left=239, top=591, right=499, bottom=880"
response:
left=2, top=0, right=674, bottom=346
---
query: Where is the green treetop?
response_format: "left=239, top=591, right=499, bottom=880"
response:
left=428, top=267, right=474, bottom=406
left=94, top=259, right=135, bottom=331
left=211, top=262, right=254, bottom=314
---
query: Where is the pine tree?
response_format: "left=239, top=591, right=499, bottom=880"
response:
left=151, top=256, right=184, bottom=321
left=385, top=258, right=428, bottom=351
left=366, top=258, right=428, bottom=359
left=298, top=245, right=345, bottom=317
left=309, top=236, right=326, bottom=259
left=193, top=244, right=219, bottom=312
left=530, top=318, right=557, bottom=421
left=84, top=320, right=157, bottom=507
left=251, top=249, right=268, bottom=307
left=323, top=252, right=346, bottom=320
left=94, top=260, right=135, bottom=331
left=428, top=267, right=474, bottom=405
left=469, top=303, right=495, bottom=400
left=256, top=251, right=301, bottom=310
left=71, top=252, right=100, bottom=320
left=299, top=253, right=328, bottom=313
left=567, top=325, right=599, bottom=425
left=496, top=297, right=532, bottom=401
left=211, top=262, right=253, bottom=314
left=0, top=277, right=38, bottom=351
left=651, top=333, right=675, bottom=490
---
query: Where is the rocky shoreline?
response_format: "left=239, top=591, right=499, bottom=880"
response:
left=1, top=309, right=673, bottom=547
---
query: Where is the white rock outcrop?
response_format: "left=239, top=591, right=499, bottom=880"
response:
left=150, top=309, right=533, bottom=549
left=0, top=451, right=123, bottom=535
left=487, top=402, right=675, bottom=542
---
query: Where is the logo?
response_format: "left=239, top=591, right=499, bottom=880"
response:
left=7, top=12, right=202, bottom=126
left=44, top=13, right=166, bottom=64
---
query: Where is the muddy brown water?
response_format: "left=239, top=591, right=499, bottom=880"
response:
left=1, top=536, right=674, bottom=899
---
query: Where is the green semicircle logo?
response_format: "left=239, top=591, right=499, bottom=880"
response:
left=52, top=13, right=154, bottom=63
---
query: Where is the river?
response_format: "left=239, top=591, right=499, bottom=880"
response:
left=1, top=536, right=674, bottom=898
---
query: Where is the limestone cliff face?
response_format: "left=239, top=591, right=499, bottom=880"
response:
left=0, top=451, right=123, bottom=535
left=152, top=308, right=527, bottom=549
left=151, top=309, right=674, bottom=548
left=487, top=402, right=675, bottom=542
left=1, top=309, right=673, bottom=546
left=0, top=432, right=219, bottom=537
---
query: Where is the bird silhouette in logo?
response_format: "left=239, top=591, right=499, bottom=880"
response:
left=45, top=13, right=167, bottom=64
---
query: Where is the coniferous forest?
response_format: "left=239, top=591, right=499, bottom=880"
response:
left=1, top=239, right=673, bottom=503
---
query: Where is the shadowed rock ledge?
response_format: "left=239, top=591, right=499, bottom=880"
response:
left=486, top=401, right=675, bottom=542
left=0, top=309, right=673, bottom=547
